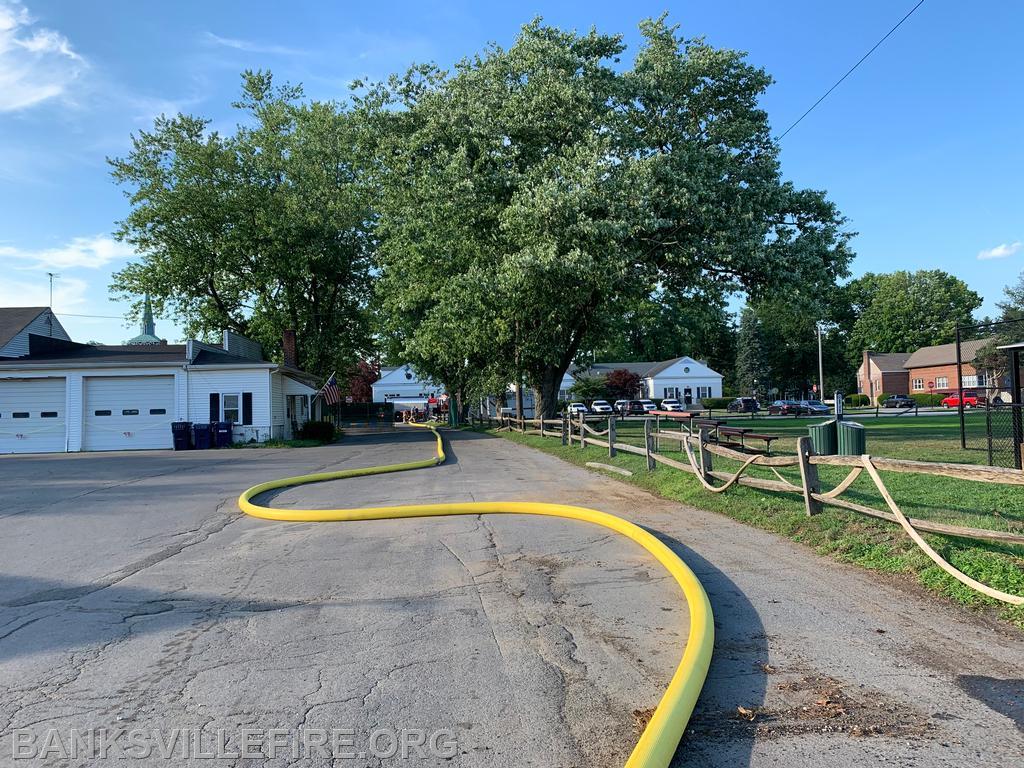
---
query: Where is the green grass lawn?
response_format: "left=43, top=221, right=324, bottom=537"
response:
left=489, top=415, right=1024, bottom=628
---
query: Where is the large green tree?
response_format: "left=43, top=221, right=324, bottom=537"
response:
left=845, top=270, right=982, bottom=355
left=371, top=17, right=852, bottom=418
left=109, top=72, right=374, bottom=375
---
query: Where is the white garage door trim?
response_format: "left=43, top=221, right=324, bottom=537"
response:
left=0, top=377, right=66, bottom=454
left=83, top=376, right=175, bottom=451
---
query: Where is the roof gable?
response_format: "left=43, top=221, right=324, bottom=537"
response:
left=0, top=307, right=49, bottom=351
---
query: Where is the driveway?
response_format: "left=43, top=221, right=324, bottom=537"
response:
left=0, top=430, right=1021, bottom=767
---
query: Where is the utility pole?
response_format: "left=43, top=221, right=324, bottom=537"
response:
left=817, top=322, right=825, bottom=400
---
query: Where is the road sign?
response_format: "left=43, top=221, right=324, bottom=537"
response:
left=345, top=395, right=353, bottom=404
left=927, top=381, right=934, bottom=389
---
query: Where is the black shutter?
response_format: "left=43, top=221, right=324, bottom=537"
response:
left=209, top=393, right=219, bottom=422
left=242, top=392, right=253, bottom=426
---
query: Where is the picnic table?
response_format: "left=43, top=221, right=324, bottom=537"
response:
left=718, top=425, right=780, bottom=455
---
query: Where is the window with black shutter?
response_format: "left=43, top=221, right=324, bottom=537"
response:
left=209, top=392, right=219, bottom=422
left=241, top=392, right=253, bottom=426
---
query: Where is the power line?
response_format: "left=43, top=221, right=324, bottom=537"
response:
left=55, top=312, right=129, bottom=319
left=776, top=0, right=927, bottom=141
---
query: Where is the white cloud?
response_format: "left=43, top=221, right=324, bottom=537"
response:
left=204, top=31, right=303, bottom=56
left=0, top=1, right=85, bottom=111
left=0, top=234, right=135, bottom=270
left=0, top=274, right=88, bottom=309
left=977, top=241, right=1022, bottom=261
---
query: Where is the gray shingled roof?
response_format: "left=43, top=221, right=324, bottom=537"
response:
left=868, top=351, right=911, bottom=372
left=903, top=337, right=995, bottom=369
left=0, top=307, right=47, bottom=349
left=0, top=342, right=187, bottom=366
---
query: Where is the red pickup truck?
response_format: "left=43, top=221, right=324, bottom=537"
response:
left=940, top=391, right=983, bottom=408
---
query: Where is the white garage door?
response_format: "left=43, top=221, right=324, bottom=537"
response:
left=83, top=376, right=175, bottom=451
left=0, top=378, right=66, bottom=454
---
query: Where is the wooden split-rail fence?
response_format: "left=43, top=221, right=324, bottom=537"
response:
left=487, top=412, right=1024, bottom=606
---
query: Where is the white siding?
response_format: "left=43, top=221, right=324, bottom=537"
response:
left=0, top=377, right=66, bottom=453
left=0, top=310, right=71, bottom=358
left=187, top=368, right=272, bottom=443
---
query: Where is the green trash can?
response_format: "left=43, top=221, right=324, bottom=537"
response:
left=837, top=420, right=866, bottom=456
left=808, top=419, right=837, bottom=455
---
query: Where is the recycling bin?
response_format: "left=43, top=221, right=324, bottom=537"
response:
left=214, top=421, right=234, bottom=448
left=807, top=419, right=837, bottom=455
left=837, top=420, right=866, bottom=456
left=171, top=421, right=192, bottom=451
left=192, top=423, right=212, bottom=450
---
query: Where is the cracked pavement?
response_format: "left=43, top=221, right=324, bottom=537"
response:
left=0, top=429, right=1022, bottom=767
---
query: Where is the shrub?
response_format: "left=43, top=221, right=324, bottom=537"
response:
left=874, top=392, right=890, bottom=406
left=911, top=393, right=944, bottom=407
left=702, top=397, right=732, bottom=410
left=845, top=394, right=870, bottom=407
left=297, top=420, right=336, bottom=443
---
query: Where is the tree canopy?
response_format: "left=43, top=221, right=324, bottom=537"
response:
left=844, top=270, right=981, bottom=355
left=369, top=17, right=852, bottom=417
left=109, top=72, right=374, bottom=375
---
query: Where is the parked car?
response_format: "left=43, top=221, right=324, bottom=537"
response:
left=639, top=399, right=657, bottom=412
left=590, top=399, right=613, bottom=414
left=799, top=399, right=832, bottom=416
left=618, top=400, right=649, bottom=416
left=567, top=402, right=589, bottom=415
left=613, top=399, right=630, bottom=413
left=660, top=398, right=685, bottom=411
left=767, top=399, right=805, bottom=416
left=726, top=397, right=760, bottom=413
left=941, top=391, right=981, bottom=409
left=882, top=394, right=914, bottom=408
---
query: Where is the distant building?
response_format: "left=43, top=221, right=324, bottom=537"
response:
left=857, top=351, right=911, bottom=399
left=903, top=337, right=997, bottom=394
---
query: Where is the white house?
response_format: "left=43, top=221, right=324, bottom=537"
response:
left=0, top=307, right=318, bottom=454
left=371, top=364, right=443, bottom=412
left=383, top=355, right=724, bottom=417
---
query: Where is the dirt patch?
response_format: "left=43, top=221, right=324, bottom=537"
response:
left=686, top=671, right=933, bottom=742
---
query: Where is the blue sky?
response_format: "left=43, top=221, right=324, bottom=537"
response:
left=1, top=0, right=1021, bottom=344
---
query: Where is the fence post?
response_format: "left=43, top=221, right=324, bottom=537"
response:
left=797, top=435, right=823, bottom=516
left=579, top=413, right=586, bottom=449
left=655, top=414, right=661, bottom=452
left=698, top=427, right=713, bottom=480
left=561, top=414, right=568, bottom=446
left=608, top=414, right=617, bottom=458
left=644, top=418, right=655, bottom=470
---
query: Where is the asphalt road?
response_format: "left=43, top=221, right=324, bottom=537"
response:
left=0, top=430, right=1021, bottom=767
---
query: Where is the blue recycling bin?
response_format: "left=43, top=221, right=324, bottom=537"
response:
left=171, top=421, right=192, bottom=450
left=192, top=423, right=212, bottom=450
left=214, top=421, right=234, bottom=448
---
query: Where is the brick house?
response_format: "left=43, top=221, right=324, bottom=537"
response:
left=856, top=351, right=910, bottom=400
left=902, top=337, right=996, bottom=394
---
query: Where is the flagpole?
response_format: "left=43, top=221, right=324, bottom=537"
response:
left=313, top=370, right=338, bottom=401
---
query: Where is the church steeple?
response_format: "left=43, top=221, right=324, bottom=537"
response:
left=141, top=294, right=155, bottom=337
left=125, top=293, right=163, bottom=345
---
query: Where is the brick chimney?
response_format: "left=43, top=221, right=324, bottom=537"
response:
left=282, top=329, right=297, bottom=369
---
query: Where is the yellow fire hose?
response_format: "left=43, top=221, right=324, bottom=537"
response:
left=238, top=424, right=713, bottom=768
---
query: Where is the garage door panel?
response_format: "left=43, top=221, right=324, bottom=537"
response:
left=0, top=378, right=66, bottom=454
left=83, top=376, right=174, bottom=451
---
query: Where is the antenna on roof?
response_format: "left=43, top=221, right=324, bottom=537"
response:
left=46, top=272, right=60, bottom=309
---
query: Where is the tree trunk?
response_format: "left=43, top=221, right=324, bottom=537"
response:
left=515, top=380, right=524, bottom=420
left=534, top=367, right=566, bottom=420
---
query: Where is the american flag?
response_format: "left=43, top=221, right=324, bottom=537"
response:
left=319, top=373, right=342, bottom=406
